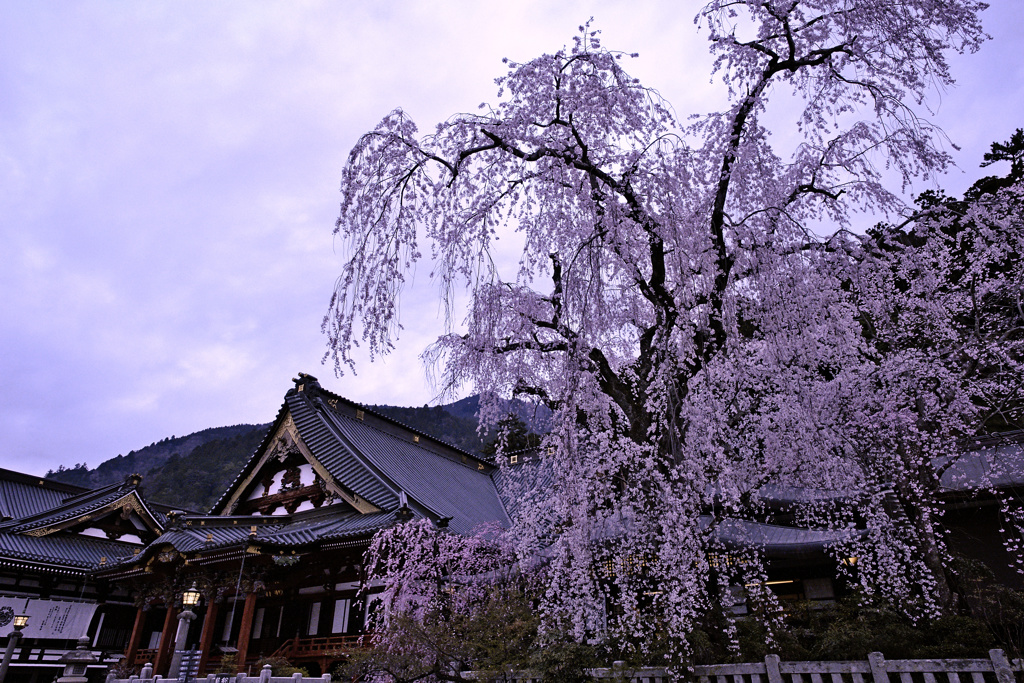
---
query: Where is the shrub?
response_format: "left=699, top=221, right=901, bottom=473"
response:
left=255, top=657, right=309, bottom=677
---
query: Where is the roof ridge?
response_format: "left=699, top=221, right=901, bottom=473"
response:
left=1, top=468, right=89, bottom=494
left=59, top=477, right=130, bottom=504
left=292, top=373, right=494, bottom=466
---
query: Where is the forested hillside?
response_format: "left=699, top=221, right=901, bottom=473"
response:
left=45, top=424, right=268, bottom=492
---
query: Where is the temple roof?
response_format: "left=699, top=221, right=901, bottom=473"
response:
left=317, top=406, right=510, bottom=534
left=0, top=470, right=163, bottom=575
left=3, top=476, right=162, bottom=536
left=0, top=530, right=140, bottom=572
left=81, top=378, right=1024, bottom=577
left=125, top=508, right=402, bottom=561
left=939, top=431, right=1024, bottom=492
left=0, top=468, right=86, bottom=521
left=210, top=374, right=508, bottom=536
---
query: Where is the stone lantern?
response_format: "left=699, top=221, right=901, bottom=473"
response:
left=56, top=636, right=98, bottom=683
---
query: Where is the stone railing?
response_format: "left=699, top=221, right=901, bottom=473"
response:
left=469, top=649, right=1023, bottom=683
left=106, top=663, right=332, bottom=683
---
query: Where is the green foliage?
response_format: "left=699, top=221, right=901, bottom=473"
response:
left=254, top=657, right=308, bottom=677
left=686, top=590, right=1007, bottom=664
left=481, top=414, right=541, bottom=458
left=44, top=462, right=92, bottom=487
left=973, top=127, right=1024, bottom=196
left=770, top=594, right=996, bottom=661
left=143, top=427, right=269, bottom=511
left=215, top=653, right=237, bottom=674
left=43, top=424, right=270, bottom=498
left=955, top=558, right=1024, bottom=657
left=342, top=582, right=1022, bottom=678
left=734, top=618, right=809, bottom=662
left=336, top=586, right=599, bottom=683
left=525, top=636, right=598, bottom=683
left=808, top=598, right=933, bottom=660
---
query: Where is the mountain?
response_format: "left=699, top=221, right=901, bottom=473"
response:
left=439, top=395, right=551, bottom=431
left=139, top=426, right=271, bottom=511
left=43, top=396, right=544, bottom=512
left=45, top=424, right=269, bottom=494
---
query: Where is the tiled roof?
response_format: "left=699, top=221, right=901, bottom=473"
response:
left=490, top=454, right=554, bottom=522
left=137, top=508, right=399, bottom=557
left=939, top=435, right=1024, bottom=491
left=198, top=376, right=1024, bottom=564
left=211, top=379, right=509, bottom=537
left=260, top=508, right=399, bottom=546
left=710, top=517, right=855, bottom=557
left=317, top=405, right=510, bottom=535
left=288, top=393, right=399, bottom=511
left=0, top=529, right=140, bottom=570
left=0, top=469, right=86, bottom=521
left=4, top=486, right=143, bottom=534
left=0, top=470, right=163, bottom=574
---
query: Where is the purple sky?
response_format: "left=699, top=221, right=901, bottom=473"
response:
left=1, top=2, right=1022, bottom=477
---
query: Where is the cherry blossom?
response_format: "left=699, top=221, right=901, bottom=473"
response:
left=326, top=0, right=998, bottom=662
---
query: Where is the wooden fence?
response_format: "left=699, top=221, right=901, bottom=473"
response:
left=470, top=650, right=1023, bottom=683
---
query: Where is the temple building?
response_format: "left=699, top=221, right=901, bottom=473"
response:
left=93, top=373, right=512, bottom=677
left=0, top=471, right=167, bottom=683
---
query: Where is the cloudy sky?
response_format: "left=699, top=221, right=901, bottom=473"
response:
left=1, top=2, right=1022, bottom=476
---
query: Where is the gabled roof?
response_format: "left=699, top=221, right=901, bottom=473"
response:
left=210, top=374, right=509, bottom=536
left=0, top=474, right=163, bottom=538
left=0, top=471, right=163, bottom=575
left=286, top=391, right=398, bottom=511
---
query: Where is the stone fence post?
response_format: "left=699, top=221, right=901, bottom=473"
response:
left=868, top=652, right=888, bottom=683
left=990, top=649, right=1014, bottom=683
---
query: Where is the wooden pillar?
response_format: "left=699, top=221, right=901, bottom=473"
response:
left=124, top=607, right=146, bottom=667
left=152, top=606, right=177, bottom=675
left=196, top=601, right=220, bottom=676
left=234, top=593, right=258, bottom=674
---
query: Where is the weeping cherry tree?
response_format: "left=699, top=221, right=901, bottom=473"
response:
left=324, top=0, right=993, bottom=662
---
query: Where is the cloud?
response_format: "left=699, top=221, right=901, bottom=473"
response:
left=0, top=0, right=1020, bottom=475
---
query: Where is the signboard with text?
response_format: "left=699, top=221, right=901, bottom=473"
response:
left=0, top=596, right=97, bottom=640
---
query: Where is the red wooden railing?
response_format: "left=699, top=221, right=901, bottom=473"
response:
left=272, top=634, right=375, bottom=660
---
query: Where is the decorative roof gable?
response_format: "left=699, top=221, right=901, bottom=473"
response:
left=215, top=408, right=390, bottom=517
left=0, top=473, right=162, bottom=574
left=211, top=374, right=511, bottom=536
left=2, top=474, right=163, bottom=542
